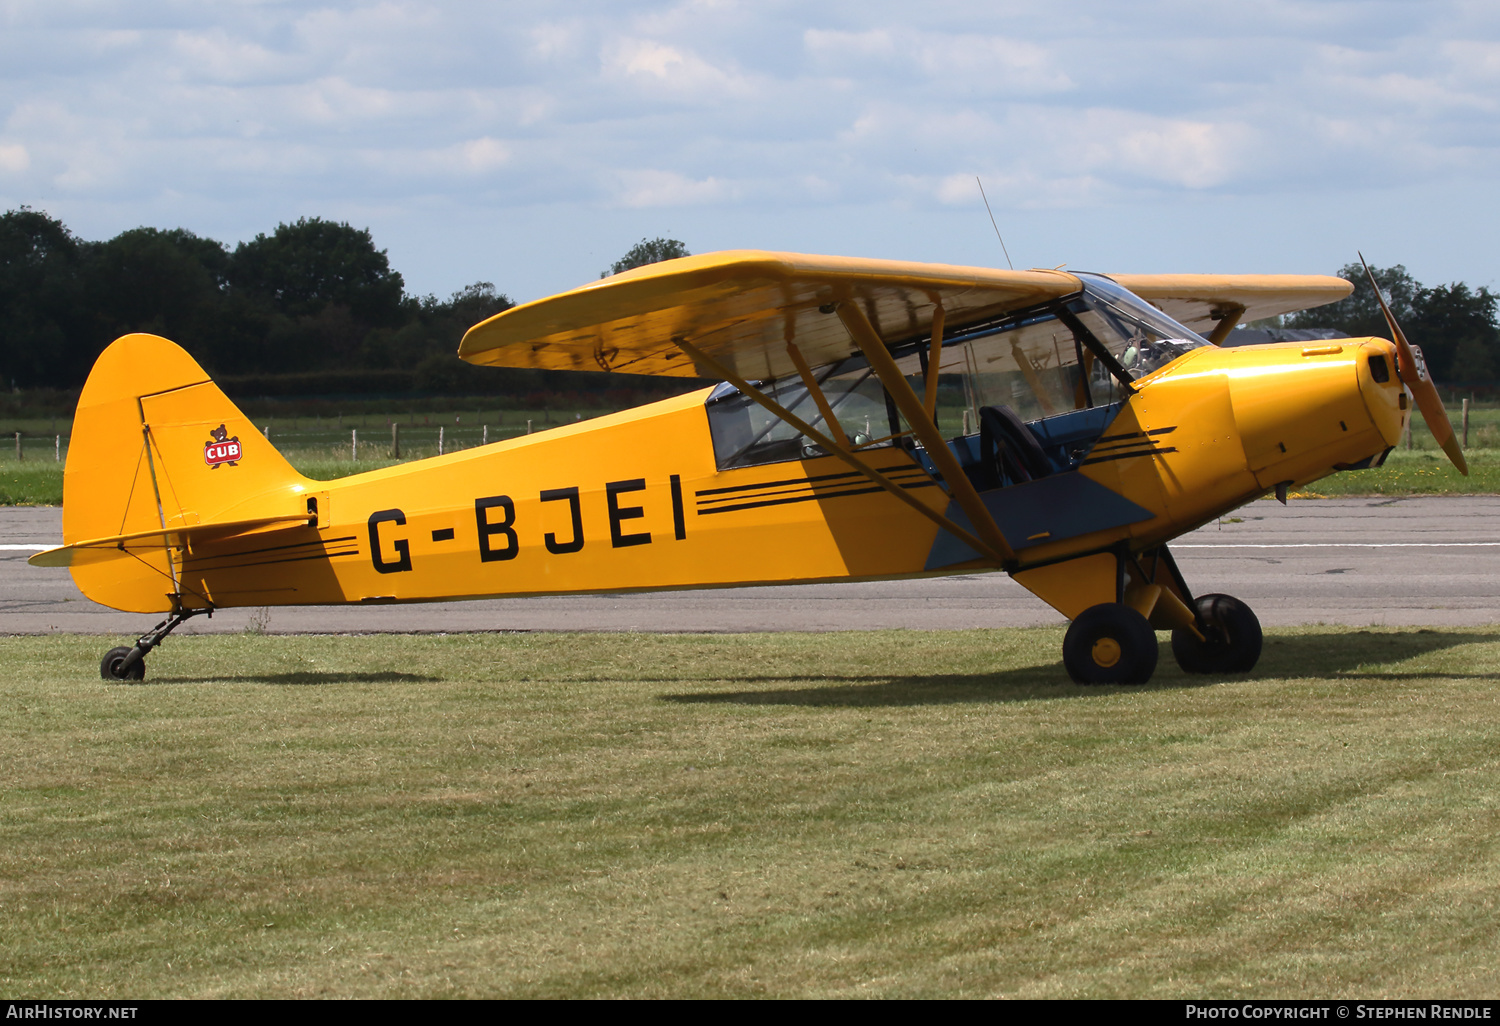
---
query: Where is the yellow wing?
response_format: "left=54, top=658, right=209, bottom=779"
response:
left=1106, top=273, right=1353, bottom=335
left=459, top=250, right=1080, bottom=381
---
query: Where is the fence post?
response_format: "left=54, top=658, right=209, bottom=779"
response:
left=391, top=423, right=400, bottom=458
left=55, top=435, right=60, bottom=462
left=482, top=424, right=488, bottom=446
left=352, top=428, right=358, bottom=462
left=263, top=425, right=270, bottom=441
left=438, top=426, right=444, bottom=456
left=14, top=431, right=21, bottom=461
left=1463, top=397, right=1470, bottom=449
left=527, top=419, right=532, bottom=435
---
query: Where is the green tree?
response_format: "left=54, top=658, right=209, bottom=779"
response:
left=225, top=218, right=409, bottom=373
left=1288, top=262, right=1499, bottom=382
left=601, top=237, right=690, bottom=278
left=1287, top=262, right=1420, bottom=339
left=1411, top=282, right=1500, bottom=383
left=81, top=227, right=239, bottom=362
left=0, top=208, right=88, bottom=388
left=229, top=217, right=406, bottom=325
left=365, top=281, right=515, bottom=384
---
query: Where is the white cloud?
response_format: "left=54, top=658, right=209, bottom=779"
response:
left=0, top=1, right=1495, bottom=299
left=804, top=28, right=898, bottom=60
left=805, top=27, right=1072, bottom=95
left=456, top=136, right=510, bottom=173
left=168, top=27, right=290, bottom=84
left=1079, top=111, right=1254, bottom=190
left=0, top=143, right=28, bottom=172
left=610, top=169, right=734, bottom=207
left=600, top=37, right=755, bottom=99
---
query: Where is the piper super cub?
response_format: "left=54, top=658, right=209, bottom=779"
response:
left=33, top=251, right=1461, bottom=685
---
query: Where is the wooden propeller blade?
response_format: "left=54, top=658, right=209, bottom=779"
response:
left=1359, top=255, right=1468, bottom=476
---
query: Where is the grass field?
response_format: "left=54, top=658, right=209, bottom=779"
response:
left=5, top=628, right=1500, bottom=998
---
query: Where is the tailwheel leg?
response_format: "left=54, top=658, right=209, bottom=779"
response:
left=1063, top=603, right=1159, bottom=685
left=100, top=605, right=207, bottom=683
left=1171, top=594, right=1263, bottom=674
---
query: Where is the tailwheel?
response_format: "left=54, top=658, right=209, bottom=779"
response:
left=1171, top=594, right=1262, bottom=674
left=98, top=605, right=207, bottom=683
left=1063, top=603, right=1159, bottom=685
left=101, top=646, right=145, bottom=682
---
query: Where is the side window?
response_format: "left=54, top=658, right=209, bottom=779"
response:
left=705, top=362, right=899, bottom=470
left=892, top=311, right=1090, bottom=433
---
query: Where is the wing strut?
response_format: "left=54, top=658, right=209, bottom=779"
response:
left=833, top=302, right=1018, bottom=564
left=922, top=302, right=944, bottom=421
left=673, top=336, right=1006, bottom=565
left=1207, top=304, right=1245, bottom=345
left=784, top=342, right=852, bottom=451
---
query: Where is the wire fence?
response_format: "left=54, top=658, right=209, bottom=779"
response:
left=7, top=399, right=1500, bottom=467
left=0, top=409, right=602, bottom=466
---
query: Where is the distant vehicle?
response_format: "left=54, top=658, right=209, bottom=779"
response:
left=35, top=252, right=1459, bottom=685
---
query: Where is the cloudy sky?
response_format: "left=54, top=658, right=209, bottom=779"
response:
left=2, top=1, right=1497, bottom=304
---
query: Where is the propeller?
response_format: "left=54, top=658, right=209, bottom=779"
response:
left=1359, top=253, right=1468, bottom=476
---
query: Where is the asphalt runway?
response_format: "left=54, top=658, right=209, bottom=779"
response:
left=2, top=496, right=1497, bottom=638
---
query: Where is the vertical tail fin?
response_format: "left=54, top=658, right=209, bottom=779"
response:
left=61, top=334, right=310, bottom=611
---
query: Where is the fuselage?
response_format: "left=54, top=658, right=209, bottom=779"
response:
left=67, top=333, right=1404, bottom=617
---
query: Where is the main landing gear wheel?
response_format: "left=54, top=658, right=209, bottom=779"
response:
left=100, top=646, right=145, bottom=682
left=1171, top=594, right=1263, bottom=674
left=1063, top=603, right=1159, bottom=685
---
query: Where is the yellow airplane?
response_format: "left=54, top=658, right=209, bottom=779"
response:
left=33, top=252, right=1463, bottom=685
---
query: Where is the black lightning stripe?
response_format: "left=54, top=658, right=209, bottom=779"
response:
left=695, top=466, right=924, bottom=498
left=697, top=479, right=940, bottom=515
left=1080, top=447, right=1178, bottom=466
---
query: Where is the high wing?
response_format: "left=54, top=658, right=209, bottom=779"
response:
left=459, top=250, right=1080, bottom=380
left=1106, top=273, right=1353, bottom=340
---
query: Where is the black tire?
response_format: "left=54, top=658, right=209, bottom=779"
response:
left=1063, top=603, right=1159, bottom=685
left=100, top=646, right=145, bottom=682
left=1171, top=594, right=1262, bottom=674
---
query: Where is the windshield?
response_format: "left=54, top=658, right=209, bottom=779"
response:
left=1071, top=272, right=1209, bottom=377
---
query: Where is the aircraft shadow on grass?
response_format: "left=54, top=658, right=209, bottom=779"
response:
left=659, top=629, right=1500, bottom=708
left=146, top=671, right=441, bottom=686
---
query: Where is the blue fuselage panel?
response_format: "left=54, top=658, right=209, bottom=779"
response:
left=924, top=471, right=1155, bottom=570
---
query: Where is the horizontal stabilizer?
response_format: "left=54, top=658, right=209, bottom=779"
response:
left=30, top=514, right=314, bottom=568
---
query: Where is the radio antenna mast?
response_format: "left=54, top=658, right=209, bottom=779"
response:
left=975, top=176, right=1014, bottom=270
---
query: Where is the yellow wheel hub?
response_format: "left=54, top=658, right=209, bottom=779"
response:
left=1092, top=637, right=1122, bottom=668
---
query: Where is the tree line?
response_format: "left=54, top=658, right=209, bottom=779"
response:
left=0, top=208, right=697, bottom=403
left=3, top=207, right=1497, bottom=397
left=1285, top=263, right=1500, bottom=384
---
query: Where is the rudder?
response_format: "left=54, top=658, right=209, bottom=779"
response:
left=63, top=334, right=309, bottom=612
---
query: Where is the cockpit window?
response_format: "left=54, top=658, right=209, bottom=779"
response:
left=702, top=274, right=1210, bottom=471
left=891, top=309, right=1086, bottom=425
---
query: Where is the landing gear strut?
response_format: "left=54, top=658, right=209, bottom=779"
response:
left=100, top=605, right=207, bottom=682
left=1057, top=545, right=1262, bottom=685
